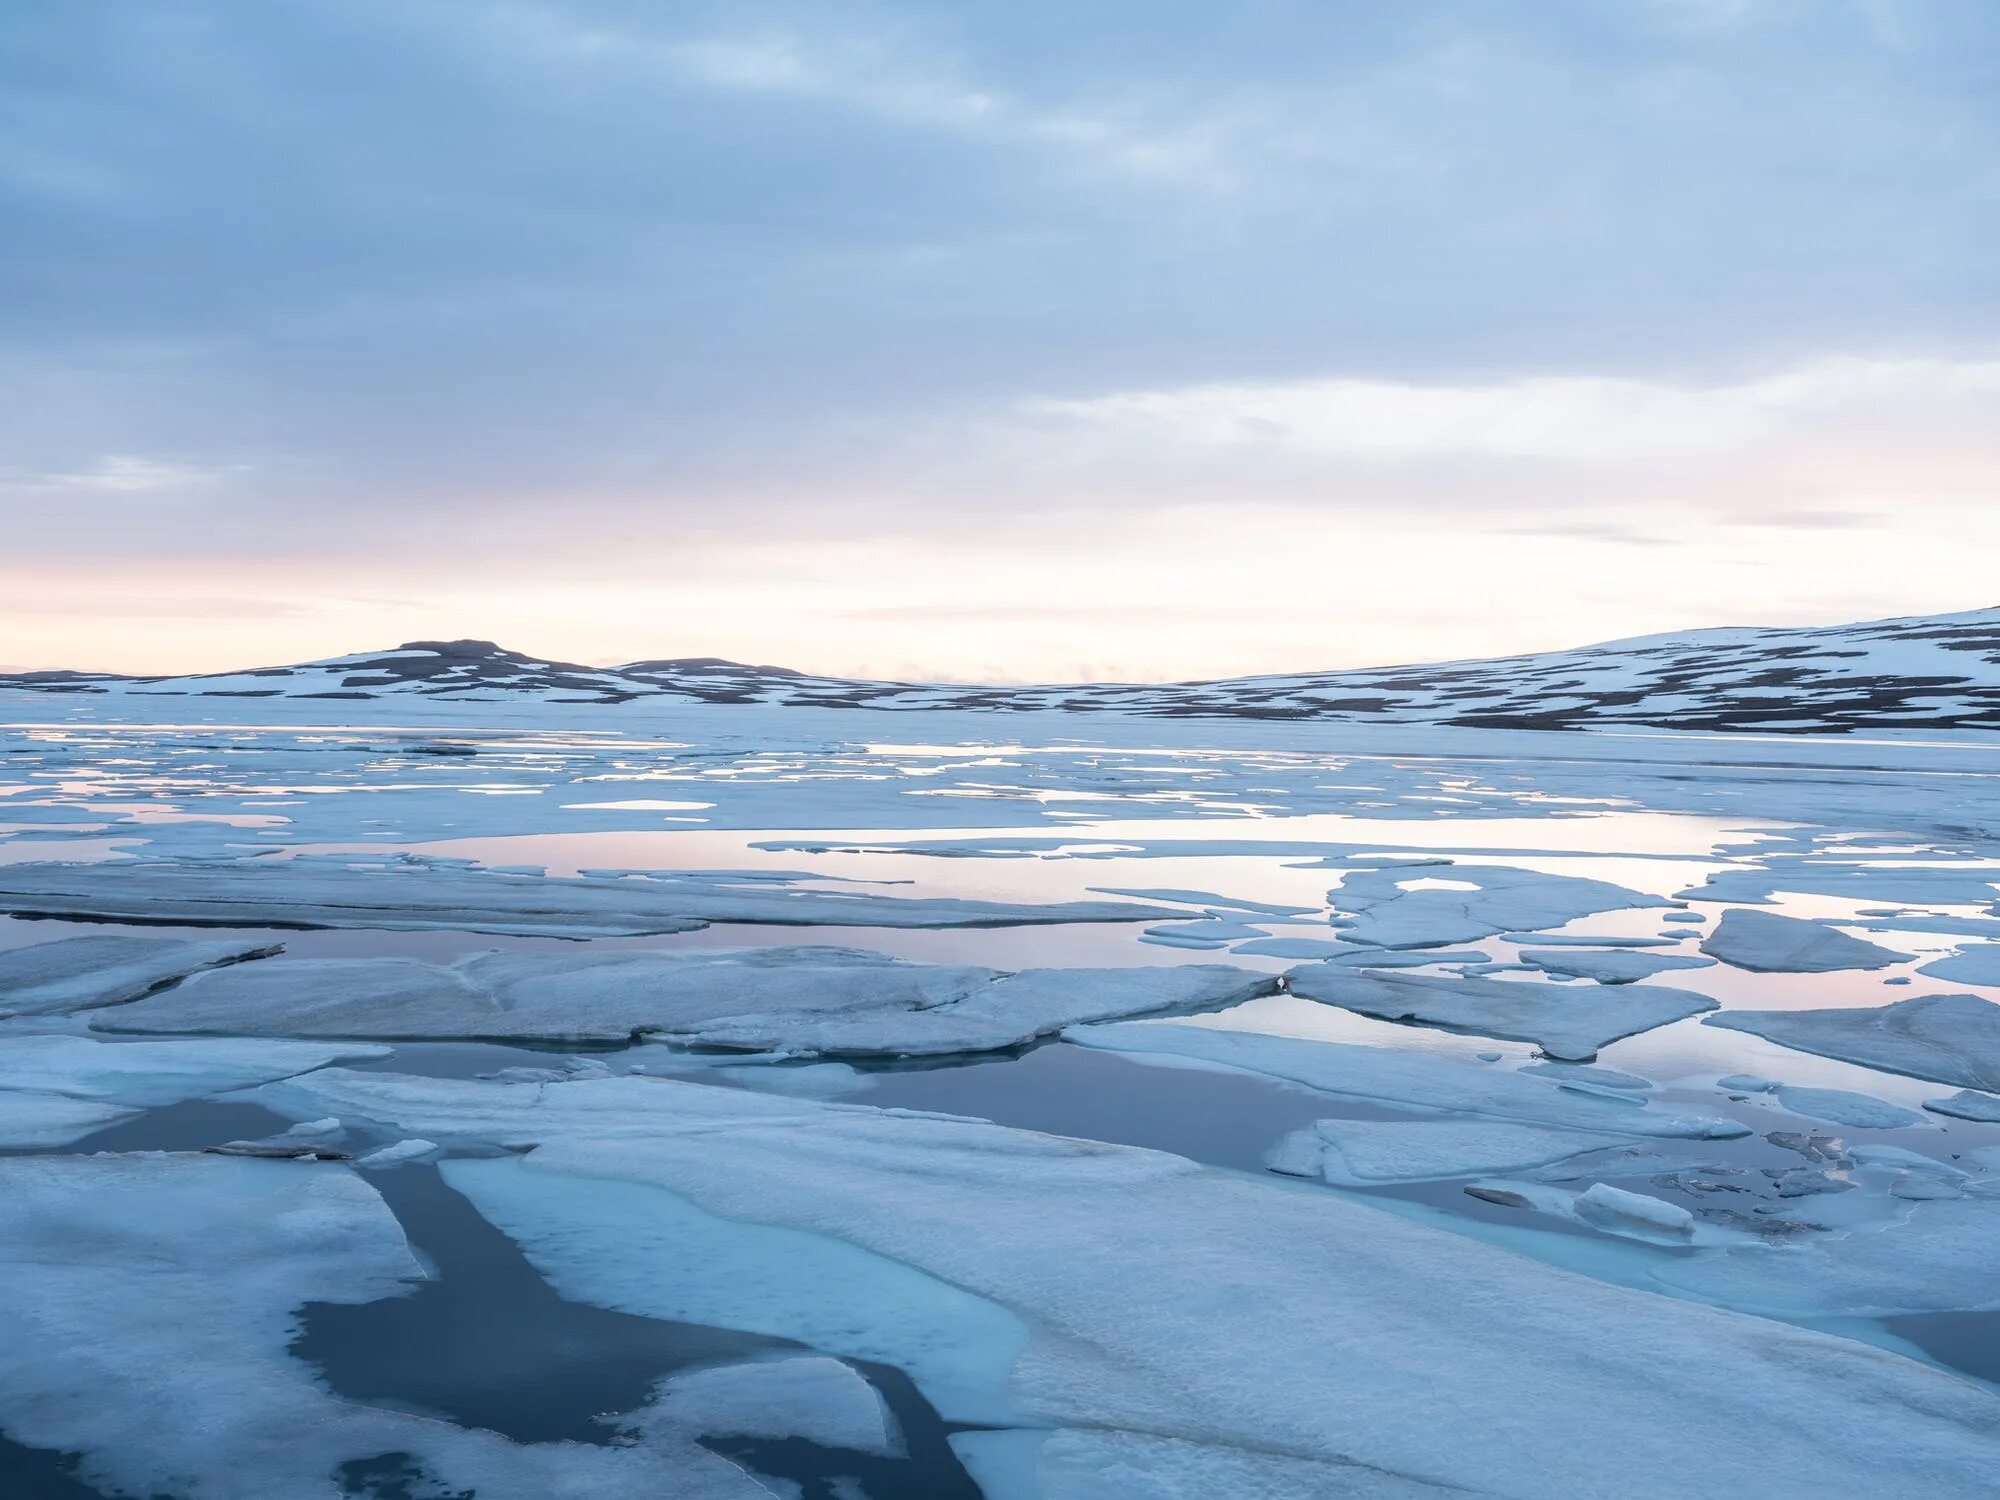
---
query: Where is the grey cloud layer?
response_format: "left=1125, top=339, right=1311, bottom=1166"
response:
left=3, top=0, right=1996, bottom=557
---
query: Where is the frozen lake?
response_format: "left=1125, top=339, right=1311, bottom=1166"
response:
left=3, top=703, right=1999, bottom=1497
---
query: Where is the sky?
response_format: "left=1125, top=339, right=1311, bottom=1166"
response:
left=3, top=0, right=1997, bottom=682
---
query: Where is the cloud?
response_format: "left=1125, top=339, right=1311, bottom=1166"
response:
left=490, top=8, right=1239, bottom=187
left=1021, top=357, right=2000, bottom=469
left=20, top=455, right=243, bottom=494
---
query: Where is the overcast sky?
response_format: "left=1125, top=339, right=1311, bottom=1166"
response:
left=5, top=0, right=1997, bottom=679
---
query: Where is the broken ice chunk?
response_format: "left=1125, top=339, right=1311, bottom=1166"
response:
left=1285, top=965, right=1715, bottom=1061
left=0, top=933, right=280, bottom=1016
left=1706, top=993, right=2000, bottom=1092
left=1699, top=909, right=1910, bottom=974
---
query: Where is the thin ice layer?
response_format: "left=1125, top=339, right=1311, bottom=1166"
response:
left=1285, top=966, right=1716, bottom=1061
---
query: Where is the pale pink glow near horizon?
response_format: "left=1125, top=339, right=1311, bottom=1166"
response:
left=11, top=351, right=2000, bottom=682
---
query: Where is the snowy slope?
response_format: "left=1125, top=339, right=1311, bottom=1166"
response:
left=11, top=608, right=2000, bottom=734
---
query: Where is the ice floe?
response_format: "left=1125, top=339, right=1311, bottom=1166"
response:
left=101, top=946, right=1276, bottom=1055
left=0, top=1033, right=389, bottom=1105
left=1917, top=944, right=2000, bottom=987
left=0, top=1153, right=777, bottom=1499
left=1327, top=864, right=1661, bottom=949
left=645, top=1356, right=902, bottom=1459
left=1068, top=1023, right=1747, bottom=1138
left=1517, top=947, right=1714, bottom=984
left=0, top=933, right=281, bottom=1016
left=1924, top=1090, right=2000, bottom=1123
left=1769, top=1085, right=1929, bottom=1130
left=1266, top=1118, right=1626, bottom=1186
left=0, top=858, right=1175, bottom=937
left=1698, top=908, right=1912, bottom=973
left=0, top=1091, right=135, bottom=1148
left=1646, top=1188, right=2000, bottom=1318
left=238, top=1068, right=1999, bottom=1498
left=1284, top=966, right=1716, bottom=1060
left=1707, top=993, right=2000, bottom=1091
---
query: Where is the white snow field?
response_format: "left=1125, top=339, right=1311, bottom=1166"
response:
left=4, top=668, right=2000, bottom=1497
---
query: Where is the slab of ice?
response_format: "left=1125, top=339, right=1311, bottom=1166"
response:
left=0, top=1033, right=390, bottom=1105
left=1328, top=864, right=1660, bottom=949
left=1518, top=948, right=1714, bottom=984
left=953, top=1428, right=1460, bottom=1500
left=1707, top=993, right=2000, bottom=1091
left=1648, top=1191, right=2000, bottom=1318
left=1230, top=937, right=1364, bottom=960
left=0, top=1153, right=775, bottom=1499
left=0, top=1090, right=135, bottom=1147
left=1917, top=944, right=2000, bottom=987
left=0, top=858, right=1177, bottom=936
left=1466, top=1178, right=1708, bottom=1246
left=688, top=965, right=1277, bottom=1058
left=1502, top=933, right=1678, bottom=948
left=1285, top=966, right=1716, bottom=1061
left=1068, top=1023, right=1748, bottom=1138
left=1519, top=1061, right=1651, bottom=1091
left=1093, top=888, right=1317, bottom=917
left=0, top=934, right=281, bottom=1016
left=1771, top=1085, right=1929, bottom=1130
left=105, top=946, right=1275, bottom=1056
left=1574, top=1182, right=1696, bottom=1238
left=1699, top=909, right=1910, bottom=973
left=356, top=1137, right=441, bottom=1168
left=1143, top=918, right=1267, bottom=943
left=441, top=1153, right=1028, bottom=1425
left=1924, top=1090, right=2000, bottom=1123
left=242, top=1069, right=1999, bottom=1498
left=647, top=1356, right=902, bottom=1458
left=1267, top=1118, right=1626, bottom=1186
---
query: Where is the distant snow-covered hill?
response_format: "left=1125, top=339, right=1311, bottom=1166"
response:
left=11, top=609, right=2000, bottom=734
